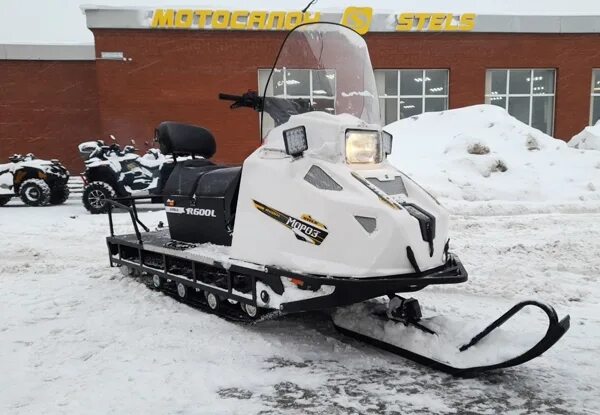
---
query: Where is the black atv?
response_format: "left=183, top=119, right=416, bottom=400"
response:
left=79, top=140, right=175, bottom=214
left=0, top=153, right=70, bottom=207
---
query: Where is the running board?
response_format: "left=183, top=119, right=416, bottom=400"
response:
left=333, top=301, right=570, bottom=377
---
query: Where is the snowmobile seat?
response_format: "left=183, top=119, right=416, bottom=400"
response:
left=195, top=166, right=242, bottom=219
left=156, top=121, right=216, bottom=158
left=165, top=165, right=242, bottom=246
left=163, top=158, right=223, bottom=197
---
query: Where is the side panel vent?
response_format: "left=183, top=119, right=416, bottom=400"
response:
left=355, top=216, right=377, bottom=234
left=366, top=176, right=407, bottom=196
left=304, top=165, right=342, bottom=191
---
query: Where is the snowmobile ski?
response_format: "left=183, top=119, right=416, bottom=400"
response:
left=332, top=298, right=570, bottom=377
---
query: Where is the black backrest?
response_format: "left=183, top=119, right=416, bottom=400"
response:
left=156, top=122, right=216, bottom=158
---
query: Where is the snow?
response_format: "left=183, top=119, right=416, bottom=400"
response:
left=3, top=0, right=600, bottom=45
left=1, top=196, right=599, bottom=413
left=386, top=104, right=600, bottom=204
left=569, top=121, right=600, bottom=151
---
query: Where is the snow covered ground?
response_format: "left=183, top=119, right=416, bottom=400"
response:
left=1, top=194, right=599, bottom=414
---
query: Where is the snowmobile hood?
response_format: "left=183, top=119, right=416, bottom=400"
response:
left=263, top=112, right=382, bottom=164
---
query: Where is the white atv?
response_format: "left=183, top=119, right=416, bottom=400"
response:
left=79, top=140, right=174, bottom=214
left=0, top=153, right=70, bottom=207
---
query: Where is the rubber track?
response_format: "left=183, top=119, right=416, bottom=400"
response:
left=136, top=273, right=284, bottom=325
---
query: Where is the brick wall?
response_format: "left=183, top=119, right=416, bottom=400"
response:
left=93, top=29, right=286, bottom=165
left=1, top=30, right=599, bottom=172
left=0, top=60, right=101, bottom=173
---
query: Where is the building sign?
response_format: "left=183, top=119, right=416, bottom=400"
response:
left=151, top=9, right=321, bottom=31
left=150, top=7, right=477, bottom=33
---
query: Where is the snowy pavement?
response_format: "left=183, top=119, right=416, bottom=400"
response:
left=1, top=197, right=599, bottom=414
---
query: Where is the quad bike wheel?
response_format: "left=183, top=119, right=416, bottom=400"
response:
left=19, top=179, right=51, bottom=206
left=82, top=181, right=117, bottom=214
left=0, top=196, right=11, bottom=207
left=49, top=185, right=70, bottom=205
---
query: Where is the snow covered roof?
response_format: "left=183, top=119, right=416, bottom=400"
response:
left=2, top=0, right=600, bottom=58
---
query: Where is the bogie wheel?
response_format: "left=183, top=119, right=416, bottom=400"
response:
left=82, top=181, right=117, bottom=214
left=19, top=179, right=51, bottom=206
left=176, top=282, right=188, bottom=299
left=50, top=185, right=70, bottom=205
left=0, top=196, right=11, bottom=207
left=119, top=265, right=139, bottom=277
left=205, top=292, right=220, bottom=311
left=241, top=303, right=259, bottom=319
left=152, top=275, right=164, bottom=289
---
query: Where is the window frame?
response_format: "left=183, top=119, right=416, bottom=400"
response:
left=376, top=69, right=450, bottom=124
left=485, top=68, right=556, bottom=135
left=591, top=69, right=600, bottom=126
left=257, top=68, right=337, bottom=111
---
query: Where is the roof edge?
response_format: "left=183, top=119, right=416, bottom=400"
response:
left=0, top=44, right=96, bottom=61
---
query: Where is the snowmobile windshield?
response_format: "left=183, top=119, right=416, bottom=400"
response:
left=261, top=22, right=380, bottom=138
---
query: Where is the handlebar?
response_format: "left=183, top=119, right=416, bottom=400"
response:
left=219, top=93, right=243, bottom=101
left=219, top=91, right=262, bottom=111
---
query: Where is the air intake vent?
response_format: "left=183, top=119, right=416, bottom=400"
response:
left=355, top=216, right=377, bottom=234
left=367, top=176, right=407, bottom=196
left=304, top=165, right=342, bottom=191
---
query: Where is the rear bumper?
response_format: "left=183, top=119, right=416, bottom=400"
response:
left=275, top=254, right=468, bottom=313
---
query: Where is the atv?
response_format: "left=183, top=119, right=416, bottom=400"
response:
left=79, top=139, right=174, bottom=214
left=105, top=22, right=569, bottom=376
left=0, top=153, right=70, bottom=207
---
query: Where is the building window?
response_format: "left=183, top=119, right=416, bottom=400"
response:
left=258, top=68, right=336, bottom=115
left=375, top=69, right=449, bottom=125
left=592, top=69, right=600, bottom=125
left=485, top=69, right=556, bottom=135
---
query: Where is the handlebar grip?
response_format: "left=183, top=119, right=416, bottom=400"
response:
left=219, top=93, right=242, bottom=101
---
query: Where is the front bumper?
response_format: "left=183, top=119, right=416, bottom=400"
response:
left=273, top=254, right=468, bottom=313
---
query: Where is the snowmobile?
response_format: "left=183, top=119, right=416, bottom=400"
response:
left=106, top=22, right=569, bottom=376
left=79, top=139, right=174, bottom=214
left=0, top=153, right=70, bottom=207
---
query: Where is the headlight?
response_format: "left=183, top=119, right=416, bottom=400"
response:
left=283, top=126, right=308, bottom=158
left=345, top=130, right=382, bottom=164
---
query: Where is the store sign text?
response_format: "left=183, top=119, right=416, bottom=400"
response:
left=150, top=8, right=477, bottom=33
left=151, top=9, right=320, bottom=30
left=396, top=13, right=476, bottom=32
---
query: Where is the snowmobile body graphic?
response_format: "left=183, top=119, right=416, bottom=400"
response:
left=105, top=22, right=569, bottom=376
left=0, top=153, right=70, bottom=206
left=253, top=200, right=329, bottom=246
left=79, top=140, right=173, bottom=213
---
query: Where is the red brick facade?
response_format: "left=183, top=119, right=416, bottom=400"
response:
left=0, top=60, right=100, bottom=172
left=1, top=29, right=599, bottom=172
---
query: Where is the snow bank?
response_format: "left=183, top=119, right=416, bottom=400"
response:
left=386, top=105, right=600, bottom=203
left=569, top=121, right=600, bottom=151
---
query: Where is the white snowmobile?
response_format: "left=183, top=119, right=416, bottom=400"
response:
left=106, top=22, right=569, bottom=376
